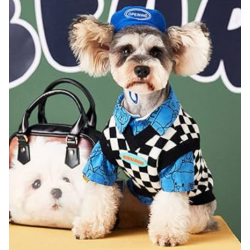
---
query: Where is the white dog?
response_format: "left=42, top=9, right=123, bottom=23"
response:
left=69, top=6, right=218, bottom=246
left=9, top=137, right=88, bottom=229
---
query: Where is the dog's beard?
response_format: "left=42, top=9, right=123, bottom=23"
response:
left=123, top=87, right=169, bottom=117
left=111, top=62, right=170, bottom=94
left=110, top=55, right=171, bottom=94
left=126, top=80, right=155, bottom=92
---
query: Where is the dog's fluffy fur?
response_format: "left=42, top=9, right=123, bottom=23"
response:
left=9, top=137, right=88, bottom=228
left=69, top=15, right=218, bottom=246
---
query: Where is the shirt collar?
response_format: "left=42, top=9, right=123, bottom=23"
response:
left=113, top=86, right=180, bottom=135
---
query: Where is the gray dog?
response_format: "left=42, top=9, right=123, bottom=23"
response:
left=69, top=6, right=218, bottom=247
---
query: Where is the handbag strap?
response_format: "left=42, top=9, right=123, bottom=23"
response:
left=16, top=89, right=89, bottom=168
left=38, top=78, right=97, bottom=128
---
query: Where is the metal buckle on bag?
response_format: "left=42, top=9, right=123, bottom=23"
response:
left=16, top=134, right=28, bottom=143
left=66, top=135, right=78, bottom=145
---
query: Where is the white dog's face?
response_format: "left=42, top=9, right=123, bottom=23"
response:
left=109, top=26, right=173, bottom=94
left=9, top=137, right=88, bottom=228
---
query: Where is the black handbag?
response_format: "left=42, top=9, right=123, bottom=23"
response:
left=9, top=79, right=101, bottom=228
left=10, top=78, right=101, bottom=168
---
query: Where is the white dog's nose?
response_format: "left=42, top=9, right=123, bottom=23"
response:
left=51, top=188, right=62, bottom=199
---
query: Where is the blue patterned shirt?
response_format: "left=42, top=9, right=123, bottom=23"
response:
left=83, top=87, right=194, bottom=205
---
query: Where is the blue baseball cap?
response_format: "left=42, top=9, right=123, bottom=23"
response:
left=111, top=6, right=167, bottom=33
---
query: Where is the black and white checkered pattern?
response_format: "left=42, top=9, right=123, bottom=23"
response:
left=104, top=116, right=162, bottom=194
left=102, top=108, right=213, bottom=198
left=188, top=149, right=214, bottom=198
left=161, top=108, right=200, bottom=151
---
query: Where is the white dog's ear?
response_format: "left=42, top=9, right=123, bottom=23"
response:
left=167, top=22, right=212, bottom=76
left=69, top=15, right=114, bottom=77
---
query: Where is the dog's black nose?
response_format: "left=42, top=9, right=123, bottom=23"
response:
left=51, top=188, right=62, bottom=199
left=134, top=65, right=150, bottom=78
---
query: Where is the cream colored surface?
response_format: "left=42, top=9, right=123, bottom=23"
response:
left=9, top=216, right=240, bottom=250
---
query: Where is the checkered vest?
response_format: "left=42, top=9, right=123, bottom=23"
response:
left=100, top=107, right=215, bottom=205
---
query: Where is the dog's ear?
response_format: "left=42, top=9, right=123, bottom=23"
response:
left=167, top=22, right=212, bottom=76
left=69, top=15, right=114, bottom=77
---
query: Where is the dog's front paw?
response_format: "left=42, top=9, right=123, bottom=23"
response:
left=148, top=227, right=189, bottom=247
left=72, top=217, right=108, bottom=240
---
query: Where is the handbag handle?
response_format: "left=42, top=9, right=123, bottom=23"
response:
left=37, top=78, right=97, bottom=129
left=19, top=89, right=88, bottom=135
left=16, top=90, right=89, bottom=168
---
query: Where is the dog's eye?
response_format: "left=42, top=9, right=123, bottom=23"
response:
left=149, top=47, right=162, bottom=58
left=63, top=177, right=70, bottom=183
left=32, top=179, right=41, bottom=189
left=121, top=45, right=132, bottom=56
